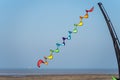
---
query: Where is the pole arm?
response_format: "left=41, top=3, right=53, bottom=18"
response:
left=98, top=2, right=120, bottom=80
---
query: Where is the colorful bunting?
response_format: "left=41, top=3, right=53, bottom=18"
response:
left=37, top=7, right=94, bottom=68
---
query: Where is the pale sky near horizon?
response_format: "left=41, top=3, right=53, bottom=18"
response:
left=0, top=0, right=120, bottom=70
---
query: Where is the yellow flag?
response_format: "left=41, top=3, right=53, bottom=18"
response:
left=47, top=53, right=53, bottom=60
left=78, top=21, right=83, bottom=26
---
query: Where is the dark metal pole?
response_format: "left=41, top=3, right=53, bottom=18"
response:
left=98, top=2, right=120, bottom=80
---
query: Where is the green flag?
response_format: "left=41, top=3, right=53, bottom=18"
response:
left=112, top=76, right=117, bottom=80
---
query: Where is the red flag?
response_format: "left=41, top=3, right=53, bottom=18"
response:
left=37, top=59, right=44, bottom=68
left=86, top=7, right=94, bottom=12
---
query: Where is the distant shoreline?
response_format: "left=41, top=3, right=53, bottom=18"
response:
left=0, top=74, right=118, bottom=80
left=0, top=73, right=118, bottom=77
left=0, top=69, right=118, bottom=76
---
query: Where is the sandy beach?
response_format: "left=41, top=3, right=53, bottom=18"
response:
left=0, top=74, right=118, bottom=80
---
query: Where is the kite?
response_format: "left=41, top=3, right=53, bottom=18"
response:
left=37, top=7, right=94, bottom=68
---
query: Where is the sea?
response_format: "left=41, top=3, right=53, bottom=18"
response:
left=0, top=69, right=118, bottom=76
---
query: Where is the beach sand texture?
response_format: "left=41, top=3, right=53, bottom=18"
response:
left=0, top=74, right=118, bottom=80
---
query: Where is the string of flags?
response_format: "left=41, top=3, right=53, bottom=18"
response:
left=37, top=7, right=94, bottom=68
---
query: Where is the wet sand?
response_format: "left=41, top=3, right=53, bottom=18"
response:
left=0, top=74, right=118, bottom=80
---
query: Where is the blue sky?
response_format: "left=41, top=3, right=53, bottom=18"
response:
left=0, top=0, right=120, bottom=70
